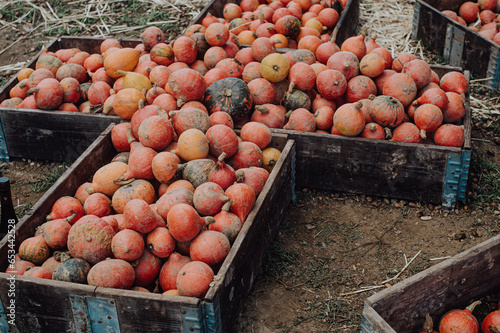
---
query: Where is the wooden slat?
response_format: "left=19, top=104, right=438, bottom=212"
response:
left=364, top=233, right=500, bottom=332
left=0, top=109, right=121, bottom=162
left=273, top=129, right=459, bottom=202
left=94, top=288, right=200, bottom=332
left=204, top=135, right=295, bottom=332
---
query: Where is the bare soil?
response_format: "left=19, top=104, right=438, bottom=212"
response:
left=1, top=1, right=500, bottom=332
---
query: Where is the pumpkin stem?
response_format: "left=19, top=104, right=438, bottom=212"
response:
left=235, top=169, right=245, bottom=182
left=138, top=99, right=145, bottom=109
left=222, top=200, right=232, bottom=212
left=66, top=213, right=77, bottom=224
left=354, top=101, right=363, bottom=110
left=18, top=80, right=26, bottom=89
left=330, top=26, right=338, bottom=43
left=126, top=127, right=137, bottom=144
left=222, top=195, right=231, bottom=204
left=419, top=129, right=427, bottom=140
left=423, top=313, right=434, bottom=333
left=287, top=82, right=296, bottom=94
left=114, top=70, right=127, bottom=77
left=285, top=110, right=293, bottom=118
left=176, top=97, right=185, bottom=108
left=254, top=105, right=269, bottom=114
left=204, top=216, right=216, bottom=226
left=27, top=87, right=39, bottom=95
left=168, top=110, right=178, bottom=119
left=223, top=88, right=232, bottom=97
left=109, top=88, right=115, bottom=96
left=53, top=250, right=72, bottom=263
left=102, top=103, right=113, bottom=114
left=368, top=94, right=376, bottom=100
left=384, top=127, right=392, bottom=140
left=412, top=100, right=419, bottom=106
left=369, top=123, right=377, bottom=131
left=490, top=325, right=500, bottom=333
left=218, top=152, right=227, bottom=162
left=177, top=163, right=187, bottom=172
left=113, top=176, right=136, bottom=186
left=466, top=300, right=481, bottom=313
left=157, top=107, right=169, bottom=119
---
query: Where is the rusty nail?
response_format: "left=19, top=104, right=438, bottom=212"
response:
left=107, top=315, right=112, bottom=319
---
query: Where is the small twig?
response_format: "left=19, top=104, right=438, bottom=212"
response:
left=429, top=256, right=451, bottom=261
left=381, top=250, right=422, bottom=284
left=471, top=77, right=494, bottom=83
left=471, top=138, right=491, bottom=143
left=339, top=285, right=385, bottom=296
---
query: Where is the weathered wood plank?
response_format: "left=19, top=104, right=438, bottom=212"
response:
left=0, top=109, right=120, bottom=162
left=204, top=136, right=295, bottom=332
left=363, top=233, right=500, bottom=332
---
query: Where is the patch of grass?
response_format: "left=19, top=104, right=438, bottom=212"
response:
left=15, top=203, right=32, bottom=219
left=0, top=163, right=8, bottom=176
left=280, top=296, right=360, bottom=332
left=25, top=166, right=64, bottom=193
left=468, top=151, right=500, bottom=207
left=259, top=240, right=299, bottom=282
left=0, top=3, right=36, bottom=23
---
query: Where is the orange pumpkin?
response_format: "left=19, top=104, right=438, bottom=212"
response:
left=19, top=236, right=51, bottom=265
left=260, top=53, right=290, bottom=83
left=333, top=102, right=366, bottom=136
left=103, top=48, right=140, bottom=79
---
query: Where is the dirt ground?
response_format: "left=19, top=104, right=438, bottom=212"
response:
left=1, top=1, right=500, bottom=332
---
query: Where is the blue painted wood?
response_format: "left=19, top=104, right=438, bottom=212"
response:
left=86, top=297, right=120, bottom=333
left=203, top=300, right=220, bottom=333
left=0, top=120, right=9, bottom=162
left=182, top=307, right=204, bottom=333
left=457, top=150, right=471, bottom=203
left=0, top=299, right=10, bottom=333
left=69, top=295, right=90, bottom=333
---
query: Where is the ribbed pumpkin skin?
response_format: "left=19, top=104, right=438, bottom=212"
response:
left=370, top=95, right=405, bottom=128
left=88, top=259, right=135, bottom=289
left=92, top=161, right=128, bottom=197
left=414, top=104, right=443, bottom=133
left=167, top=203, right=208, bottom=242
left=209, top=211, right=243, bottom=243
left=146, top=227, right=176, bottom=258
left=156, top=188, right=194, bottom=221
left=382, top=73, right=417, bottom=108
left=19, top=236, right=51, bottom=265
left=103, top=48, right=140, bottom=79
left=29, top=78, right=63, bottom=110
left=167, top=68, right=206, bottom=106
left=204, top=77, right=253, bottom=122
left=52, top=258, right=91, bottom=283
left=170, top=108, right=211, bottom=135
left=205, top=124, right=239, bottom=158
left=67, top=215, right=116, bottom=265
left=111, top=229, right=145, bottom=261
left=111, top=179, right=155, bottom=214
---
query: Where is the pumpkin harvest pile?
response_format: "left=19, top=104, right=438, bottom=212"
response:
left=7, top=105, right=282, bottom=296
left=2, top=0, right=468, bottom=148
left=440, top=0, right=500, bottom=45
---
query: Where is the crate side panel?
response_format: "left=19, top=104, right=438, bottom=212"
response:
left=0, top=109, right=120, bottom=162
left=59, top=36, right=141, bottom=53
left=191, top=0, right=240, bottom=25
left=367, top=234, right=500, bottom=332
left=205, top=139, right=295, bottom=332
left=335, top=0, right=360, bottom=45
left=0, top=125, right=116, bottom=270
left=0, top=274, right=98, bottom=333
left=278, top=131, right=451, bottom=203
left=414, top=0, right=451, bottom=55
left=94, top=288, right=200, bottom=332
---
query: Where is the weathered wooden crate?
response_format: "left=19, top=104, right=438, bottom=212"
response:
left=189, top=0, right=360, bottom=46
left=360, top=232, right=500, bottom=332
left=273, top=65, right=472, bottom=209
left=412, top=0, right=500, bottom=90
left=0, top=124, right=296, bottom=333
left=0, top=36, right=143, bottom=163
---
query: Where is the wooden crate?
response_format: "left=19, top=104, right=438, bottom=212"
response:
left=0, top=36, right=143, bottom=163
left=360, top=232, right=500, bottom=332
left=272, top=65, right=472, bottom=209
left=189, top=0, right=360, bottom=46
left=0, top=124, right=296, bottom=333
left=412, top=0, right=500, bottom=90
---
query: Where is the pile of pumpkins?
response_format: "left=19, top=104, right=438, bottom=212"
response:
left=7, top=92, right=282, bottom=297
left=1, top=0, right=468, bottom=148
left=441, top=0, right=500, bottom=44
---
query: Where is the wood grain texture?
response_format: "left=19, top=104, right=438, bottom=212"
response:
left=416, top=0, right=499, bottom=89
left=204, top=135, right=295, bottom=332
left=363, top=233, right=500, bottom=332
